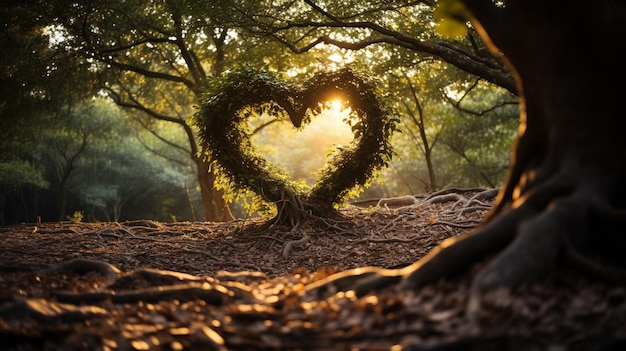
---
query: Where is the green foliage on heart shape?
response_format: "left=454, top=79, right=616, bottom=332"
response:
left=195, top=66, right=399, bottom=216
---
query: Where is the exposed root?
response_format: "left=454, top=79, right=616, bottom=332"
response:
left=264, top=194, right=348, bottom=231
left=426, top=188, right=499, bottom=219
left=302, top=202, right=520, bottom=297
left=0, top=259, right=256, bottom=323
left=282, top=234, right=311, bottom=258
left=53, top=281, right=232, bottom=305
left=467, top=188, right=500, bottom=203
left=301, top=171, right=626, bottom=327
left=423, top=187, right=489, bottom=201
left=303, top=266, right=401, bottom=297
left=473, top=198, right=584, bottom=294
left=376, top=195, right=419, bottom=208
left=301, top=193, right=534, bottom=297
left=421, top=193, right=465, bottom=206
left=0, top=299, right=108, bottom=322
left=43, top=258, right=121, bottom=279
left=465, top=199, right=578, bottom=318
left=456, top=206, right=492, bottom=218
left=401, top=203, right=536, bottom=289
left=107, top=268, right=204, bottom=288
left=428, top=219, right=481, bottom=229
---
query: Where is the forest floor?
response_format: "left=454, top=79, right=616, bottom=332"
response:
left=0, top=188, right=624, bottom=350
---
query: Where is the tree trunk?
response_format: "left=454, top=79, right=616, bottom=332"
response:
left=467, top=1, right=626, bottom=215
left=195, top=156, right=234, bottom=222
left=58, top=182, right=67, bottom=221
left=403, top=0, right=626, bottom=295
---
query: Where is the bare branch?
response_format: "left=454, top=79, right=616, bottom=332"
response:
left=106, top=86, right=198, bottom=157
left=303, top=0, right=341, bottom=22
left=443, top=81, right=518, bottom=117
left=283, top=32, right=516, bottom=94
left=251, top=118, right=281, bottom=135
left=101, top=57, right=198, bottom=93
left=251, top=4, right=517, bottom=94
left=135, top=133, right=189, bottom=166
left=168, top=5, right=207, bottom=89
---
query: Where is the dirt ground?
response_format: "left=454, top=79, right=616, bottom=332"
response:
left=1, top=188, right=625, bottom=350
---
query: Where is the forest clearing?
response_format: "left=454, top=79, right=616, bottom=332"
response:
left=1, top=189, right=624, bottom=350
left=3, top=1, right=626, bottom=350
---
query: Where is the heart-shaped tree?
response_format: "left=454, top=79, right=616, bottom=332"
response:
left=195, top=67, right=398, bottom=226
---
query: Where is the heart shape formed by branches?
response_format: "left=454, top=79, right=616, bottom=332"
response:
left=195, top=67, right=397, bottom=222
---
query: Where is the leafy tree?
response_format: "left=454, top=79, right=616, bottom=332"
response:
left=72, top=132, right=193, bottom=222
left=0, top=1, right=97, bottom=125
left=438, top=80, right=518, bottom=187
left=40, top=0, right=242, bottom=221
left=233, top=1, right=516, bottom=94
left=41, top=99, right=121, bottom=220
left=360, top=61, right=517, bottom=195
left=14, top=97, right=198, bottom=223
left=385, top=66, right=462, bottom=193
left=1, top=1, right=109, bottom=223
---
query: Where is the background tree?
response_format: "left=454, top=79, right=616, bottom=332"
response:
left=72, top=125, right=194, bottom=222
left=349, top=45, right=517, bottom=196
left=41, top=100, right=121, bottom=220
left=1, top=1, right=107, bottom=223
left=438, top=80, right=518, bottom=187
left=55, top=99, right=193, bottom=222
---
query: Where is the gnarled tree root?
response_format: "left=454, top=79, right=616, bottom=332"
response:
left=304, top=203, right=530, bottom=297
left=43, top=258, right=122, bottom=279
left=304, top=174, right=626, bottom=318
left=52, top=281, right=232, bottom=305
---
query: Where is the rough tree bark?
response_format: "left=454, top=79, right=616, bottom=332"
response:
left=411, top=0, right=626, bottom=297
left=308, top=0, right=626, bottom=311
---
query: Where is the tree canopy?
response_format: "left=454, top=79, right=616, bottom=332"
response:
left=1, top=0, right=518, bottom=224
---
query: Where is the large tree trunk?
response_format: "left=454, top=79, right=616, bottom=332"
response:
left=402, top=0, right=626, bottom=296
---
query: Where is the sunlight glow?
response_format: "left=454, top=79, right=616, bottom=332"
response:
left=330, top=99, right=344, bottom=112
left=250, top=104, right=353, bottom=187
left=328, top=53, right=343, bottom=63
